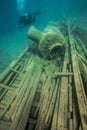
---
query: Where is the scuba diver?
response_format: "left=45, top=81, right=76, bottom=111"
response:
left=19, top=11, right=42, bottom=28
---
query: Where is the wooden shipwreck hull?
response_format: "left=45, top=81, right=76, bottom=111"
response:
left=0, top=21, right=87, bottom=130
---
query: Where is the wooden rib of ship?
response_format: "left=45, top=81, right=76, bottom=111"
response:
left=0, top=20, right=87, bottom=130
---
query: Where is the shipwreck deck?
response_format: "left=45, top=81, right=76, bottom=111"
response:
left=0, top=22, right=87, bottom=130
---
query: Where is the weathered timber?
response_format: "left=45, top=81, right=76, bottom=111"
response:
left=0, top=20, right=87, bottom=130
left=68, top=22, right=87, bottom=130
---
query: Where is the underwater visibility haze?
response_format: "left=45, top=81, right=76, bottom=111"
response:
left=0, top=0, right=87, bottom=72
left=0, top=1, right=87, bottom=130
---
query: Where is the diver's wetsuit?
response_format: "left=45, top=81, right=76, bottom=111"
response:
left=19, top=12, right=41, bottom=28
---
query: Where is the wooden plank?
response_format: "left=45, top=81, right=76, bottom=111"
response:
left=57, top=43, right=69, bottom=129
left=0, top=103, right=6, bottom=109
left=68, top=84, right=73, bottom=130
left=0, top=83, right=16, bottom=91
left=54, top=72, right=73, bottom=77
left=68, top=24, right=87, bottom=130
left=51, top=83, right=61, bottom=130
left=0, top=53, right=32, bottom=122
left=35, top=63, right=58, bottom=130
left=3, top=55, right=35, bottom=122
left=0, top=48, right=29, bottom=82
left=0, top=52, right=33, bottom=121
left=43, top=78, right=59, bottom=129
left=11, top=68, right=24, bottom=74
left=9, top=56, right=42, bottom=130
left=68, top=63, right=73, bottom=130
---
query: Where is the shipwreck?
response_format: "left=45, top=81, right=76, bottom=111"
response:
left=0, top=20, right=87, bottom=130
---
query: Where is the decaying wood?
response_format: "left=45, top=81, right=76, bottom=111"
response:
left=0, top=20, right=87, bottom=130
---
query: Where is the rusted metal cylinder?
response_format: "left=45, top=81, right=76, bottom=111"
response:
left=27, top=25, right=65, bottom=59
left=27, top=26, right=43, bottom=43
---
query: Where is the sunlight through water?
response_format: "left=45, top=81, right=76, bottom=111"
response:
left=17, top=0, right=26, bottom=14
